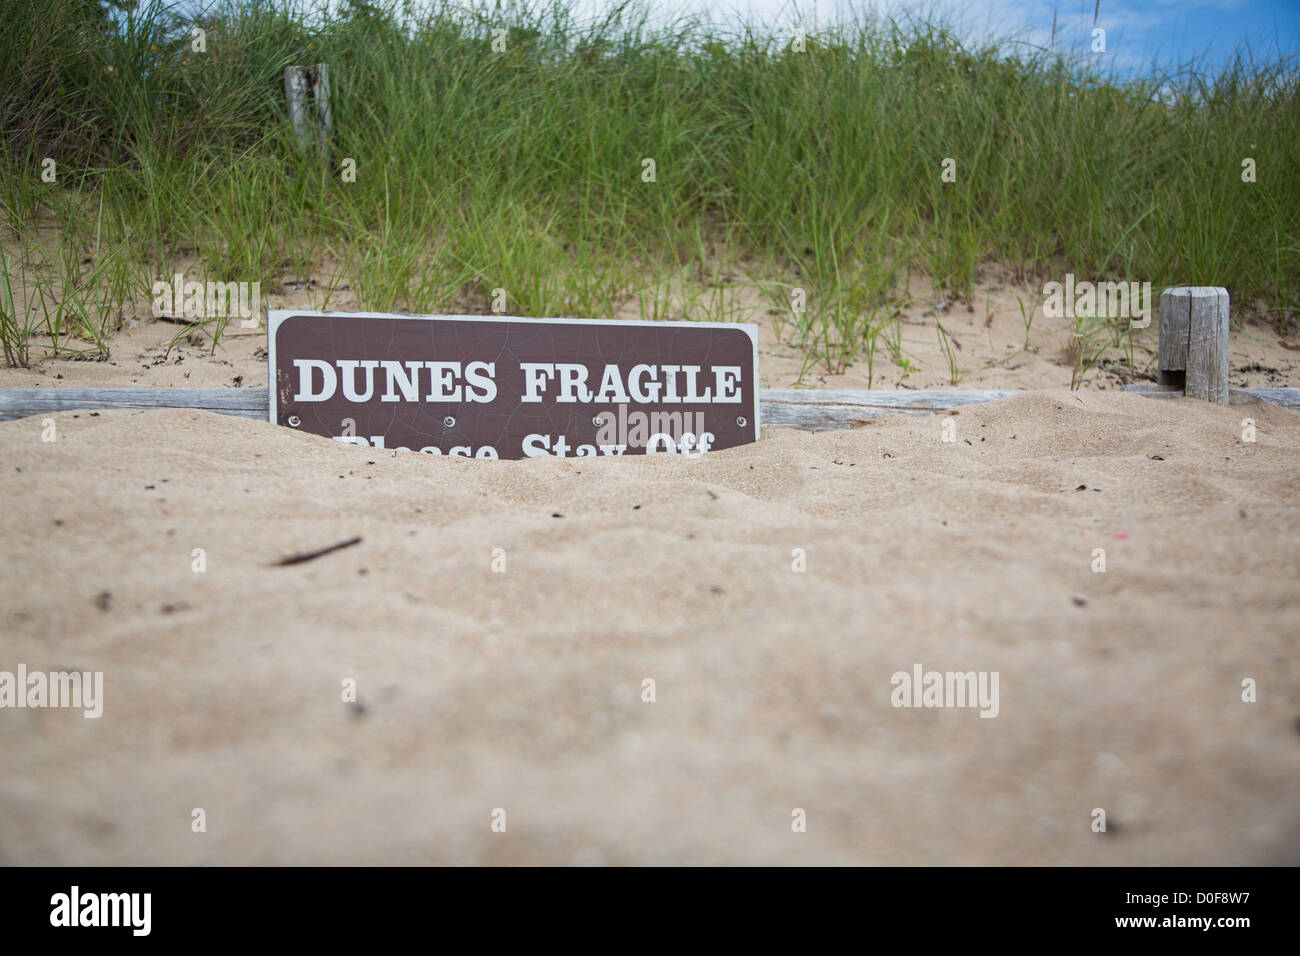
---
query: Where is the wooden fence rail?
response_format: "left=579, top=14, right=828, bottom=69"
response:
left=0, top=386, right=1295, bottom=428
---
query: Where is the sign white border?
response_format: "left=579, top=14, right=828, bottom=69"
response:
left=267, top=310, right=761, bottom=445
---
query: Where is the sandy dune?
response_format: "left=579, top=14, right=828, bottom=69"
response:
left=1, top=388, right=1297, bottom=864
left=2, top=267, right=1298, bottom=397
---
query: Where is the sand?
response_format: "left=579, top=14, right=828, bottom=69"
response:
left=3, top=266, right=1298, bottom=395
left=2, top=383, right=1297, bottom=864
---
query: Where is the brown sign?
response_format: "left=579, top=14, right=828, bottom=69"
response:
left=267, top=311, right=759, bottom=459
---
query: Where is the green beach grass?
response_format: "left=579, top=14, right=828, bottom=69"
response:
left=1, top=0, right=1296, bottom=375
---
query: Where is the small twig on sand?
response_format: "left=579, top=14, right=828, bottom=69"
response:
left=274, top=536, right=362, bottom=567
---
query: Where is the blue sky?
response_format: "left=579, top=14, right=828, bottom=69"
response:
left=574, top=0, right=1300, bottom=74
left=171, top=1, right=1300, bottom=76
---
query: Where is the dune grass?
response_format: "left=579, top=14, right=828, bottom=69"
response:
left=1, top=0, right=1296, bottom=375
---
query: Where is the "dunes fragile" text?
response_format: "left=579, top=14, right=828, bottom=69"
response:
left=290, top=360, right=745, bottom=405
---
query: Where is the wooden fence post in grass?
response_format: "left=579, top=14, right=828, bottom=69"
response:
left=284, top=64, right=331, bottom=158
left=1158, top=286, right=1230, bottom=404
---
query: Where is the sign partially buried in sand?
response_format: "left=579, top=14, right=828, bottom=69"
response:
left=267, top=311, right=759, bottom=459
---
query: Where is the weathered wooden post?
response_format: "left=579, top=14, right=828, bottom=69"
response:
left=1158, top=286, right=1230, bottom=404
left=284, top=64, right=331, bottom=158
